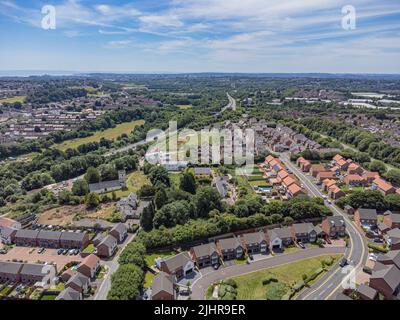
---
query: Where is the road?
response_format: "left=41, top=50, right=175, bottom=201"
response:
left=93, top=233, right=136, bottom=300
left=190, top=247, right=345, bottom=300
left=279, top=153, right=368, bottom=300
left=218, top=93, right=237, bottom=115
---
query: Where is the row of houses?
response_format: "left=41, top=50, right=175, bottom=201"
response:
left=0, top=261, right=57, bottom=286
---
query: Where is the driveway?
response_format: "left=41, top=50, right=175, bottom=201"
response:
left=190, top=247, right=345, bottom=300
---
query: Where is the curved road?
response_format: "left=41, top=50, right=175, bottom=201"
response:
left=279, top=153, right=368, bottom=300
left=191, top=247, right=345, bottom=300
left=218, top=93, right=237, bottom=115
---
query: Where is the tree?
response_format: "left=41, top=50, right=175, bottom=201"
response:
left=85, top=167, right=100, bottom=184
left=385, top=169, right=400, bottom=186
left=155, top=188, right=168, bottom=209
left=149, top=166, right=170, bottom=187
left=72, top=179, right=89, bottom=196
left=138, top=185, right=156, bottom=198
left=193, top=186, right=223, bottom=218
left=107, top=264, right=144, bottom=300
left=153, top=200, right=193, bottom=228
left=180, top=172, right=196, bottom=194
left=118, top=241, right=146, bottom=268
left=58, top=190, right=73, bottom=205
left=368, top=160, right=387, bottom=175
left=386, top=194, right=400, bottom=211
left=140, top=203, right=155, bottom=231
left=86, top=192, right=100, bottom=208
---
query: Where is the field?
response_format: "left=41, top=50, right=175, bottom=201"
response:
left=56, top=119, right=145, bottom=151
left=232, top=255, right=341, bottom=300
left=105, top=171, right=150, bottom=198
left=0, top=96, right=26, bottom=104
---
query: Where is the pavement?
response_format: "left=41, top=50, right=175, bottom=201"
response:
left=279, top=153, right=368, bottom=300
left=190, top=247, right=344, bottom=300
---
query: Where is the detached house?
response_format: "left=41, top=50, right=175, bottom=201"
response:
left=386, top=228, right=400, bottom=251
left=373, top=178, right=396, bottom=196
left=354, top=208, right=378, bottom=228
left=96, top=235, right=117, bottom=258
left=316, top=172, right=336, bottom=185
left=347, top=163, right=363, bottom=175
left=151, top=272, right=176, bottom=301
left=310, top=165, right=328, bottom=178
left=190, top=243, right=220, bottom=268
left=322, top=216, right=346, bottom=238
left=383, top=211, right=400, bottom=230
left=287, top=184, right=304, bottom=198
left=159, top=252, right=194, bottom=279
left=66, top=273, right=90, bottom=294
left=217, top=237, right=244, bottom=261
left=110, top=223, right=127, bottom=243
left=240, top=232, right=268, bottom=254
left=328, top=185, right=346, bottom=200
left=291, top=223, right=318, bottom=243
left=267, top=227, right=293, bottom=250
left=370, top=264, right=400, bottom=300
left=56, top=287, right=82, bottom=300
left=77, top=254, right=100, bottom=279
left=322, top=179, right=336, bottom=192
left=296, top=157, right=311, bottom=172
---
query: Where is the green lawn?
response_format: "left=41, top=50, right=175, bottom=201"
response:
left=82, top=243, right=96, bottom=254
left=144, top=251, right=175, bottom=268
left=0, top=96, right=26, bottom=104
left=105, top=171, right=150, bottom=198
left=40, top=293, right=58, bottom=300
left=56, top=119, right=145, bottom=151
left=248, top=180, right=270, bottom=187
left=144, top=272, right=155, bottom=288
left=232, top=255, right=341, bottom=300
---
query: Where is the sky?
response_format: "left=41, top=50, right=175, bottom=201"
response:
left=0, top=0, right=399, bottom=74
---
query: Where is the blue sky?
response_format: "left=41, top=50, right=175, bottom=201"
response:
left=0, top=0, right=399, bottom=73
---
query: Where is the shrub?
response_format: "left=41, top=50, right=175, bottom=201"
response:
left=368, top=242, right=388, bottom=253
left=262, top=275, right=278, bottom=285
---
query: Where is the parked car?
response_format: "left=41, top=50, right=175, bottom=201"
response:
left=37, top=247, right=45, bottom=254
left=62, top=249, right=69, bottom=255
left=339, top=258, right=348, bottom=267
left=57, top=249, right=63, bottom=255
left=73, top=249, right=79, bottom=255
left=363, top=266, right=373, bottom=275
left=68, top=249, right=75, bottom=255
left=298, top=242, right=305, bottom=249
left=213, top=264, right=220, bottom=270
left=0, top=249, right=6, bottom=255
left=373, top=238, right=383, bottom=243
left=248, top=254, right=254, bottom=260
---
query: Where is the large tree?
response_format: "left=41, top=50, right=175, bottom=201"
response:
left=107, top=264, right=144, bottom=300
left=85, top=167, right=100, bottom=184
left=180, top=172, right=197, bottom=194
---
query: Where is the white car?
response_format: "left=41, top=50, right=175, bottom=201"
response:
left=369, top=254, right=377, bottom=262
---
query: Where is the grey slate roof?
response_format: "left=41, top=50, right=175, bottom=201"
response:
left=67, top=272, right=89, bottom=288
left=162, top=252, right=192, bottom=271
left=56, top=287, right=81, bottom=300
left=378, top=250, right=400, bottom=269
left=241, top=232, right=266, bottom=245
left=371, top=264, right=400, bottom=292
left=356, top=284, right=378, bottom=300
left=98, top=235, right=117, bottom=248
left=151, top=272, right=175, bottom=297
left=292, top=223, right=316, bottom=235
left=387, top=228, right=400, bottom=240
left=357, top=208, right=378, bottom=220
left=89, top=180, right=121, bottom=193
left=385, top=211, right=400, bottom=224
left=20, top=263, right=51, bottom=277
left=15, top=229, right=39, bottom=239
left=192, top=243, right=218, bottom=258
left=218, top=237, right=242, bottom=251
left=37, top=230, right=62, bottom=241
left=111, top=223, right=127, bottom=235
left=268, top=227, right=292, bottom=240
left=60, top=231, right=86, bottom=242
left=326, top=216, right=346, bottom=228
left=0, top=261, right=23, bottom=275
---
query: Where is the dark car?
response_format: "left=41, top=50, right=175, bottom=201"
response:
left=248, top=254, right=254, bottom=260
left=373, top=238, right=383, bottom=243
left=298, top=242, right=305, bottom=249
left=57, top=249, right=63, bottom=255
left=339, top=258, right=348, bottom=268
left=363, top=266, right=372, bottom=275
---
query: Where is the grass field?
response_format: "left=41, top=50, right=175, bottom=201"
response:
left=177, top=104, right=193, bottom=110
left=56, top=119, right=145, bottom=151
left=0, top=96, right=25, bottom=103
left=232, top=255, right=341, bottom=300
left=104, top=171, right=150, bottom=198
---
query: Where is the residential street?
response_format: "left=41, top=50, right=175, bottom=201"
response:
left=279, top=153, right=368, bottom=300
left=190, top=247, right=345, bottom=300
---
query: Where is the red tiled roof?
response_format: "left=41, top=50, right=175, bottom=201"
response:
left=333, top=154, right=344, bottom=162
left=373, top=178, right=394, bottom=192
left=80, top=254, right=100, bottom=269
left=288, top=184, right=302, bottom=195
left=0, top=217, right=17, bottom=228
left=323, top=179, right=336, bottom=188
left=283, top=176, right=296, bottom=187
left=277, top=170, right=289, bottom=179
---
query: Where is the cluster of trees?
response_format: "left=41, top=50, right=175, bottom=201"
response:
left=25, top=87, right=89, bottom=105
left=107, top=241, right=146, bottom=300
left=298, top=118, right=400, bottom=168
left=336, top=190, right=400, bottom=211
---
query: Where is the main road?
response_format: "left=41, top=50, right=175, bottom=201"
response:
left=218, top=92, right=237, bottom=115
left=279, top=152, right=368, bottom=300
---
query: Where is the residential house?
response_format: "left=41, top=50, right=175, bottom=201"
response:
left=328, top=185, right=346, bottom=200
left=356, top=284, right=378, bottom=300
left=372, top=178, right=396, bottom=196
left=19, top=263, right=56, bottom=285
left=321, top=216, right=346, bottom=238
left=117, top=193, right=140, bottom=221
left=37, top=230, right=62, bottom=248
left=190, top=243, right=220, bottom=268
left=316, top=171, right=336, bottom=184
left=296, top=157, right=311, bottom=172
left=282, top=176, right=296, bottom=190
left=151, top=272, right=176, bottom=300
left=343, top=175, right=367, bottom=187
left=332, top=154, right=344, bottom=165
left=310, top=164, right=328, bottom=178
left=347, top=163, right=363, bottom=175
left=287, top=184, right=304, bottom=198
left=240, top=232, right=268, bottom=254
left=110, top=223, right=127, bottom=243
left=377, top=250, right=400, bottom=269
left=370, top=264, right=400, bottom=300
left=291, top=223, right=318, bottom=243
left=56, top=287, right=83, bottom=300
left=277, top=170, right=289, bottom=183
left=322, top=179, right=336, bottom=192
left=217, top=237, right=245, bottom=261
left=354, top=208, right=378, bottom=228
left=77, top=254, right=100, bottom=279
left=96, top=235, right=118, bottom=258
left=386, top=228, right=400, bottom=251
left=0, top=217, right=21, bottom=238
left=66, top=273, right=90, bottom=294
left=362, top=171, right=380, bottom=184
left=0, top=226, right=17, bottom=244
left=0, top=261, right=23, bottom=283
left=14, top=229, right=39, bottom=247
left=267, top=227, right=293, bottom=250
left=60, top=232, right=89, bottom=249
left=383, top=211, right=400, bottom=229
left=159, top=252, right=194, bottom=279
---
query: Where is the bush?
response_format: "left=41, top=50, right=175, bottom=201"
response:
left=262, top=275, right=278, bottom=285
left=265, top=282, right=288, bottom=300
left=292, top=281, right=305, bottom=293
left=368, top=242, right=388, bottom=253
left=221, top=279, right=237, bottom=288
